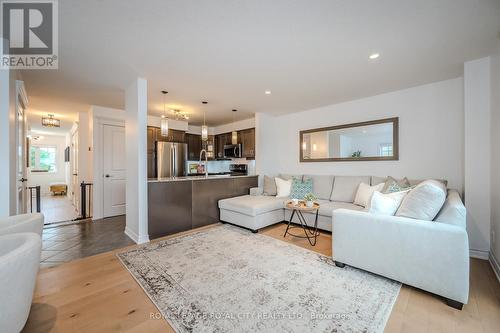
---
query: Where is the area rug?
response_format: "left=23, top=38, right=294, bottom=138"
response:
left=117, top=225, right=400, bottom=333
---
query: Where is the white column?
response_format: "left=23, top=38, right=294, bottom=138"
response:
left=124, top=78, right=149, bottom=244
left=464, top=57, right=491, bottom=259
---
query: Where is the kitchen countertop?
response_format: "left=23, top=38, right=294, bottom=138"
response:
left=148, top=174, right=258, bottom=183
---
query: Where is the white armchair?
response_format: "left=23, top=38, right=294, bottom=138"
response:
left=0, top=233, right=42, bottom=332
left=0, top=213, right=44, bottom=237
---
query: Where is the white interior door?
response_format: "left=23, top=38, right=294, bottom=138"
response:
left=103, top=124, right=126, bottom=217
left=16, top=95, right=27, bottom=214
left=71, top=130, right=79, bottom=211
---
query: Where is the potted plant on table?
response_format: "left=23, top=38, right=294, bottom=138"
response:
left=303, top=193, right=317, bottom=208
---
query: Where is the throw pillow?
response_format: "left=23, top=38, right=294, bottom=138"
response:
left=353, top=182, right=385, bottom=207
left=263, top=175, right=277, bottom=196
left=395, top=179, right=447, bottom=221
left=289, top=178, right=313, bottom=200
left=275, top=177, right=292, bottom=198
left=382, top=176, right=412, bottom=193
left=369, top=190, right=409, bottom=216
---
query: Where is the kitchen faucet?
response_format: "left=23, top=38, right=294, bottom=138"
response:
left=199, top=149, right=208, bottom=178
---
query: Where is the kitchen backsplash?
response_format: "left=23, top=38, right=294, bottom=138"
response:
left=186, top=159, right=256, bottom=174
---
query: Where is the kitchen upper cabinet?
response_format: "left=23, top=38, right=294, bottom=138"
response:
left=240, top=128, right=255, bottom=159
left=186, top=133, right=202, bottom=161
left=147, top=127, right=156, bottom=152
left=154, top=127, right=185, bottom=143
left=215, top=133, right=232, bottom=158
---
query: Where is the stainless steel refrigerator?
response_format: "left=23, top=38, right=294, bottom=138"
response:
left=156, top=142, right=187, bottom=178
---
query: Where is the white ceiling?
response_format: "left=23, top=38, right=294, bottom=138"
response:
left=21, top=0, right=500, bottom=126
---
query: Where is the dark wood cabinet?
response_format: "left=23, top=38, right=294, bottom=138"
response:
left=148, top=176, right=259, bottom=238
left=155, top=128, right=185, bottom=143
left=214, top=128, right=255, bottom=159
left=215, top=132, right=232, bottom=158
left=186, top=133, right=202, bottom=161
left=240, top=128, right=255, bottom=158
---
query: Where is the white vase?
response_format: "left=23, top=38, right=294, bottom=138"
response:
left=306, top=200, right=314, bottom=208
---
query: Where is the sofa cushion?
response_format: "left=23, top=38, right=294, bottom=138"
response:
left=368, top=190, right=409, bottom=216
left=279, top=174, right=302, bottom=181
left=408, top=178, right=448, bottom=188
left=219, top=195, right=286, bottom=217
left=435, top=190, right=466, bottom=228
left=330, top=176, right=371, bottom=203
left=354, top=182, right=385, bottom=207
left=263, top=175, right=277, bottom=196
left=319, top=201, right=364, bottom=217
left=396, top=180, right=447, bottom=221
left=304, top=175, right=334, bottom=200
left=371, top=176, right=387, bottom=186
left=290, top=178, right=313, bottom=200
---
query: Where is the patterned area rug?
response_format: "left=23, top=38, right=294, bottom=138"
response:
left=117, top=225, right=400, bottom=333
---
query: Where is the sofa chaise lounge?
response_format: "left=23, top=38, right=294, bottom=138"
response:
left=218, top=174, right=469, bottom=309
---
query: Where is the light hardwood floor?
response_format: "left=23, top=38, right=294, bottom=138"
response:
left=24, top=223, right=500, bottom=333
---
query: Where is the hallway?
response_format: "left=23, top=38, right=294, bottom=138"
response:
left=31, top=195, right=79, bottom=225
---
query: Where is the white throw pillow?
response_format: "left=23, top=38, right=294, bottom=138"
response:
left=353, top=182, right=385, bottom=207
left=369, top=190, right=409, bottom=216
left=275, top=177, right=292, bottom=198
left=396, top=179, right=447, bottom=221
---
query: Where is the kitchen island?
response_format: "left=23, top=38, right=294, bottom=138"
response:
left=148, top=175, right=258, bottom=239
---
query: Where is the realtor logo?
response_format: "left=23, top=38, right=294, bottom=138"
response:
left=1, top=0, right=58, bottom=69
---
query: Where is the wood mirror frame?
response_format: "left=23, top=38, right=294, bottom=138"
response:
left=299, top=117, right=399, bottom=162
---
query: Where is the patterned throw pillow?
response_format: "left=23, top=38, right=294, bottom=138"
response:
left=289, top=178, right=313, bottom=200
left=383, top=176, right=414, bottom=193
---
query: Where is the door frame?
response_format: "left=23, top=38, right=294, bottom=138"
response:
left=15, top=80, right=28, bottom=214
left=70, top=125, right=79, bottom=211
left=92, top=117, right=125, bottom=220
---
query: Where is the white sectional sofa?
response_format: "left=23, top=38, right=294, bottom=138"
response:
left=218, top=174, right=469, bottom=309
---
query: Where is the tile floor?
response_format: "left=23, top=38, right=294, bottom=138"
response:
left=40, top=215, right=135, bottom=269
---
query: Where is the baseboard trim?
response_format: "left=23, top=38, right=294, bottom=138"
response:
left=489, top=252, right=500, bottom=284
left=124, top=227, right=138, bottom=243
left=124, top=227, right=149, bottom=244
left=469, top=249, right=489, bottom=260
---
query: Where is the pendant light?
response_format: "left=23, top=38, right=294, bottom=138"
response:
left=201, top=101, right=208, bottom=141
left=160, top=91, right=169, bottom=137
left=231, top=109, right=238, bottom=145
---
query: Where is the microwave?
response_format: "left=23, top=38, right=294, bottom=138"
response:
left=223, top=144, right=242, bottom=158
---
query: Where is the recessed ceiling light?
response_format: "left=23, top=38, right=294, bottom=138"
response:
left=369, top=53, right=380, bottom=60
left=264, top=90, right=271, bottom=95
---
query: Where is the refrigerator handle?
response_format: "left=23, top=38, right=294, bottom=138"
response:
left=170, top=145, right=174, bottom=177
left=173, top=145, right=176, bottom=176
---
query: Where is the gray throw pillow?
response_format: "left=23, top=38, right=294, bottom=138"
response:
left=396, top=179, right=447, bottom=221
left=263, top=175, right=277, bottom=196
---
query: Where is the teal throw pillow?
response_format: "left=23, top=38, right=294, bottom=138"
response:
left=290, top=178, right=313, bottom=200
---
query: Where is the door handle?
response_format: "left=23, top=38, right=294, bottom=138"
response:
left=73, top=173, right=78, bottom=176
left=105, top=174, right=111, bottom=178
left=19, top=178, right=28, bottom=182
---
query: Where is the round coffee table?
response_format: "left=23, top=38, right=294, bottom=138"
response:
left=283, top=201, right=320, bottom=246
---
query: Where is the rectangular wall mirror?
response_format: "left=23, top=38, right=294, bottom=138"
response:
left=300, top=117, right=399, bottom=162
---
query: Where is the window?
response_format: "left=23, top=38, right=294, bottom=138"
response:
left=30, top=146, right=57, bottom=172
left=379, top=143, right=393, bottom=157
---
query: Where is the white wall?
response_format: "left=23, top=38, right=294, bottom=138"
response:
left=124, top=78, right=149, bottom=244
left=0, top=58, right=21, bottom=216
left=256, top=78, right=464, bottom=192
left=27, top=135, right=68, bottom=195
left=464, top=57, right=491, bottom=258
left=490, top=41, right=500, bottom=276
left=213, top=118, right=255, bottom=135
